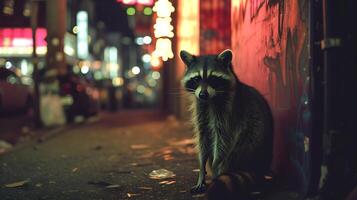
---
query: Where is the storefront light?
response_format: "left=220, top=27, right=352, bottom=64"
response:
left=73, top=65, right=80, bottom=74
left=20, top=60, right=28, bottom=75
left=64, top=46, right=75, bottom=56
left=143, top=36, right=152, bottom=44
left=127, top=7, right=136, bottom=16
left=135, top=37, right=144, bottom=45
left=154, top=17, right=174, bottom=38
left=152, top=71, right=160, bottom=80
left=142, top=54, right=151, bottom=63
left=81, top=65, right=89, bottom=74
left=152, top=0, right=175, bottom=62
left=153, top=0, right=174, bottom=18
left=132, top=66, right=141, bottom=75
left=143, top=7, right=153, bottom=15
left=5, top=61, right=12, bottom=69
left=152, top=38, right=173, bottom=61
left=72, top=26, right=79, bottom=34
left=148, top=79, right=157, bottom=87
left=112, top=77, right=124, bottom=86
left=137, top=85, right=145, bottom=94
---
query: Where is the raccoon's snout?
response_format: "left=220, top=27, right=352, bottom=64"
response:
left=194, top=85, right=216, bottom=101
left=199, top=91, right=209, bottom=100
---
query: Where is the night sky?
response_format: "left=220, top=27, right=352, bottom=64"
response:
left=95, top=0, right=133, bottom=37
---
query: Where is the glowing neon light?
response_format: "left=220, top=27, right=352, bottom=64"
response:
left=152, top=0, right=175, bottom=62
left=152, top=38, right=173, bottom=61
left=116, top=0, right=153, bottom=6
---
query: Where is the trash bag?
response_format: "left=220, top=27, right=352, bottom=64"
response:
left=40, top=93, right=66, bottom=127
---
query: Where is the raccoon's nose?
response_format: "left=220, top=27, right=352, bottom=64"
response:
left=199, top=91, right=209, bottom=100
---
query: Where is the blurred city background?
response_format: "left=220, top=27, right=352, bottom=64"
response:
left=0, top=0, right=356, bottom=199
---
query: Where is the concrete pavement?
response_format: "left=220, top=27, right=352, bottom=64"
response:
left=0, top=110, right=202, bottom=200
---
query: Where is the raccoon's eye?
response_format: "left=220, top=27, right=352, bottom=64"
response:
left=208, top=76, right=230, bottom=89
left=185, top=76, right=201, bottom=90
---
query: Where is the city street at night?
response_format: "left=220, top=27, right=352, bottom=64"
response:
left=1, top=0, right=356, bottom=199
left=0, top=110, right=201, bottom=200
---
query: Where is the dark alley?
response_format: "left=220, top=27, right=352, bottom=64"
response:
left=1, top=0, right=356, bottom=200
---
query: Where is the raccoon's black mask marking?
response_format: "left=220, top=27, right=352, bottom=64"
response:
left=180, top=49, right=236, bottom=101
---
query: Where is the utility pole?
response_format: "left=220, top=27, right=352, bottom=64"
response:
left=30, top=0, right=42, bottom=128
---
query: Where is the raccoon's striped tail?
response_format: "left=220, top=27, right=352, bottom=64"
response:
left=205, top=171, right=274, bottom=200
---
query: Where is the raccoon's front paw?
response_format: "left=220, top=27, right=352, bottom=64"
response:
left=190, top=183, right=207, bottom=194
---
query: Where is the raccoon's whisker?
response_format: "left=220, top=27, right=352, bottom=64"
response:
left=168, top=91, right=194, bottom=95
left=170, top=89, right=196, bottom=92
left=168, top=90, right=194, bottom=93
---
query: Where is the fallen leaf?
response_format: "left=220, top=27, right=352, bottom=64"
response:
left=138, top=186, right=152, bottom=190
left=163, top=154, right=174, bottom=161
left=130, top=144, right=150, bottom=150
left=159, top=181, right=169, bottom=185
left=165, top=181, right=176, bottom=185
left=4, top=180, right=30, bottom=188
left=168, top=138, right=195, bottom=146
left=105, top=184, right=120, bottom=189
left=127, top=193, right=140, bottom=197
left=130, top=162, right=138, bottom=167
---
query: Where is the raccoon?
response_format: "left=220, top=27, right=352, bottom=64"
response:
left=180, top=49, right=274, bottom=199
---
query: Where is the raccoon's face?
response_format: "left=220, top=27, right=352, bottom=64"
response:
left=180, top=49, right=236, bottom=101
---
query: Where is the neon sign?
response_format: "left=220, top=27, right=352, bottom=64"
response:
left=0, top=28, right=47, bottom=56
left=116, top=0, right=154, bottom=6
left=152, top=0, right=175, bottom=61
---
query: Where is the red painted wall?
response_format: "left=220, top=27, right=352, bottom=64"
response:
left=199, top=0, right=231, bottom=54
left=231, top=0, right=311, bottom=191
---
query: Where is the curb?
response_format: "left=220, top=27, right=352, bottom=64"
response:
left=1, top=115, right=101, bottom=155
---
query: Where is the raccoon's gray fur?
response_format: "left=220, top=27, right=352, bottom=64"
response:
left=180, top=49, right=273, bottom=196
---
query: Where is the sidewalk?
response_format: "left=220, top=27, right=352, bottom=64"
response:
left=0, top=110, right=303, bottom=200
left=0, top=110, right=201, bottom=200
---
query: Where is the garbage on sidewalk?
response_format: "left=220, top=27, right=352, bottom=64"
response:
left=0, top=140, right=13, bottom=154
left=4, top=179, right=30, bottom=188
left=148, top=168, right=176, bottom=180
left=40, top=81, right=66, bottom=127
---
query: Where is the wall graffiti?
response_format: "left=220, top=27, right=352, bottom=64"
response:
left=231, top=0, right=310, bottom=193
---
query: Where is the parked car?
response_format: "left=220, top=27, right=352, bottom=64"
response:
left=0, top=68, right=32, bottom=114
left=58, top=74, right=99, bottom=122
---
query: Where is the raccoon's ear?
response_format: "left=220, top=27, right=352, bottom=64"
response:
left=180, top=50, right=195, bottom=66
left=217, top=49, right=233, bottom=65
